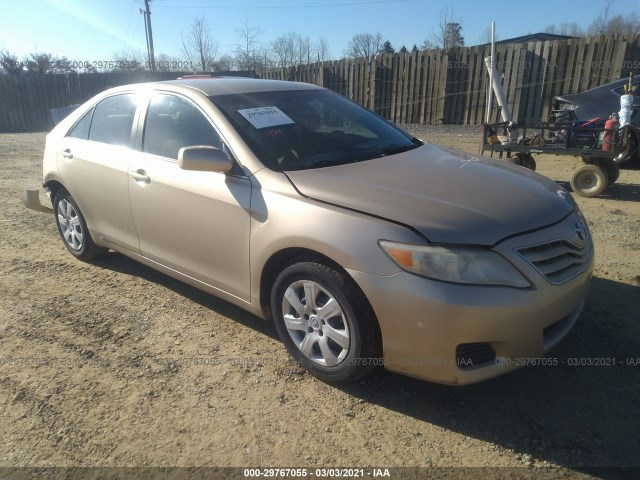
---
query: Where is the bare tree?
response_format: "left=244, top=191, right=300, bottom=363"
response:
left=424, top=8, right=464, bottom=49
left=544, top=22, right=585, bottom=36
left=587, top=11, right=640, bottom=36
left=111, top=49, right=147, bottom=71
left=588, top=0, right=613, bottom=35
left=0, top=50, right=24, bottom=75
left=554, top=0, right=640, bottom=37
left=346, top=32, right=384, bottom=59
left=604, top=13, right=640, bottom=35
left=421, top=38, right=436, bottom=50
left=235, top=17, right=264, bottom=70
left=215, top=54, right=234, bottom=72
left=562, top=22, right=585, bottom=36
left=272, top=32, right=297, bottom=68
left=182, top=16, right=219, bottom=73
left=271, top=32, right=316, bottom=67
left=438, top=23, right=464, bottom=49
left=316, top=37, right=331, bottom=62
left=297, top=35, right=312, bottom=65
left=478, top=26, right=492, bottom=44
left=154, top=53, right=181, bottom=72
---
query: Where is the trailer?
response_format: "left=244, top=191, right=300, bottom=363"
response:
left=480, top=121, right=637, bottom=197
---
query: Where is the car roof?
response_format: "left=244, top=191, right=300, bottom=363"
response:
left=156, top=77, right=324, bottom=96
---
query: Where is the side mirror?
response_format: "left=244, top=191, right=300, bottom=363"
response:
left=178, top=146, right=234, bottom=173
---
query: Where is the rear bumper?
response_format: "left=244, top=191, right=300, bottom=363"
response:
left=23, top=188, right=53, bottom=214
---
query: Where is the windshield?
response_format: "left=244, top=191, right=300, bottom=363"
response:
left=210, top=89, right=421, bottom=171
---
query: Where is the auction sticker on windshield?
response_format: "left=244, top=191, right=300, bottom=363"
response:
left=238, top=106, right=295, bottom=129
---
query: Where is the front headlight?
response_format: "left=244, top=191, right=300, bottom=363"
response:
left=379, top=241, right=531, bottom=288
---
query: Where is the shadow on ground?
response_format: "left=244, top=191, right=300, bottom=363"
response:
left=340, top=276, right=640, bottom=478
left=93, top=254, right=639, bottom=478
left=91, top=252, right=277, bottom=341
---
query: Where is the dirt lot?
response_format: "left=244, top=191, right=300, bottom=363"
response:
left=0, top=129, right=638, bottom=478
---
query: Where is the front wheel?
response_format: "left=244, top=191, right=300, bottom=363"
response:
left=271, top=260, right=380, bottom=384
left=53, top=190, right=106, bottom=261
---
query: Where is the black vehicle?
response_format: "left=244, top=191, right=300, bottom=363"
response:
left=552, top=76, right=639, bottom=123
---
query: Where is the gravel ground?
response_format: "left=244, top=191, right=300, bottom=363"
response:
left=0, top=129, right=638, bottom=479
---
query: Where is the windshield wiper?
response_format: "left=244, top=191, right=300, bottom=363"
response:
left=292, top=158, right=337, bottom=170
left=358, top=143, right=420, bottom=161
left=380, top=144, right=420, bottom=156
left=288, top=142, right=422, bottom=170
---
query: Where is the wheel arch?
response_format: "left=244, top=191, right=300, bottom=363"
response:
left=259, top=247, right=383, bottom=354
left=44, top=179, right=69, bottom=200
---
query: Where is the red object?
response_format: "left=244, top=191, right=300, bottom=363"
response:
left=176, top=75, right=213, bottom=79
left=581, top=117, right=600, bottom=127
left=602, top=117, right=619, bottom=151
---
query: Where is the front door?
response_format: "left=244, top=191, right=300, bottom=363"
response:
left=128, top=93, right=252, bottom=301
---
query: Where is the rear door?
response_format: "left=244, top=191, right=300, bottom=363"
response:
left=128, top=92, right=252, bottom=301
left=56, top=93, right=140, bottom=252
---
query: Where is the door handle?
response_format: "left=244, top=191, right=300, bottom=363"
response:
left=129, top=169, right=150, bottom=184
left=61, top=149, right=73, bottom=159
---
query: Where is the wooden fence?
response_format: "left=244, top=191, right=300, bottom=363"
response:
left=259, top=33, right=640, bottom=126
left=1, top=34, right=639, bottom=132
left=0, top=71, right=194, bottom=132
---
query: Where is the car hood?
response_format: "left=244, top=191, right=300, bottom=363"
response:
left=285, top=144, right=574, bottom=245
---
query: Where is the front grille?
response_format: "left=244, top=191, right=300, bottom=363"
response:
left=517, top=239, right=591, bottom=284
left=456, top=343, right=496, bottom=370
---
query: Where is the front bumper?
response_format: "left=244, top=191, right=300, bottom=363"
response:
left=349, top=214, right=594, bottom=385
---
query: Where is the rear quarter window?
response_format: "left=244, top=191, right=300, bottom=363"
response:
left=66, top=108, right=94, bottom=139
left=88, top=94, right=137, bottom=147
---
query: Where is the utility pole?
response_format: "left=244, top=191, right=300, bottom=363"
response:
left=141, top=8, right=150, bottom=68
left=143, top=0, right=156, bottom=71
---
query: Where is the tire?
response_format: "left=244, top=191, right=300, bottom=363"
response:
left=570, top=165, right=609, bottom=197
left=506, top=153, right=536, bottom=171
left=522, top=154, right=537, bottom=172
left=622, top=130, right=639, bottom=169
left=601, top=160, right=620, bottom=186
left=271, top=260, right=380, bottom=384
left=53, top=190, right=107, bottom=261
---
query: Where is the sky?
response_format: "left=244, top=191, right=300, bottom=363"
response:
left=1, top=0, right=638, bottom=65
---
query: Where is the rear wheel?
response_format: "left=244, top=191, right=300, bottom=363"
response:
left=271, top=260, right=380, bottom=384
left=623, top=130, right=639, bottom=168
left=522, top=154, right=537, bottom=171
left=570, top=165, right=609, bottom=197
left=53, top=191, right=107, bottom=261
